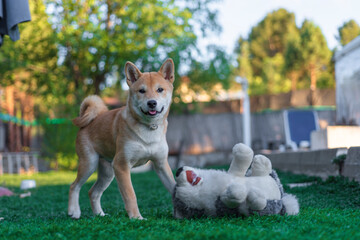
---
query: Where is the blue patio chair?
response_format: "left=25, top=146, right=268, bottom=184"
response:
left=283, top=110, right=320, bottom=151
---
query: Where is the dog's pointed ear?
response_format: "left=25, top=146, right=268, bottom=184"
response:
left=159, top=58, right=175, bottom=83
left=125, top=61, right=142, bottom=86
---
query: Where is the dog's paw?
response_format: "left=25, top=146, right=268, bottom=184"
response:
left=93, top=212, right=106, bottom=217
left=69, top=212, right=81, bottom=219
left=68, top=208, right=81, bottom=219
left=129, top=215, right=146, bottom=220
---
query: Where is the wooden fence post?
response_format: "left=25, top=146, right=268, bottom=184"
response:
left=7, top=154, right=13, bottom=174
left=24, top=154, right=30, bottom=172
left=0, top=153, right=3, bottom=175
left=32, top=153, right=39, bottom=173
left=16, top=153, right=21, bottom=174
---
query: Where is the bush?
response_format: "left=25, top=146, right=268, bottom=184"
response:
left=41, top=119, right=78, bottom=170
left=331, top=154, right=347, bottom=176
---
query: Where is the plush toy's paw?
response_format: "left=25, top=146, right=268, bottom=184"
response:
left=228, top=143, right=254, bottom=177
left=246, top=188, right=267, bottom=211
left=232, top=143, right=254, bottom=159
left=220, top=183, right=247, bottom=208
left=251, top=155, right=272, bottom=176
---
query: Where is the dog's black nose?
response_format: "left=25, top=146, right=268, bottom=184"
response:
left=147, top=100, right=157, bottom=108
left=175, top=167, right=183, bottom=177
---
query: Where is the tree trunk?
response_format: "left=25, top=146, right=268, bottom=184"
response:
left=94, top=75, right=105, bottom=95
left=309, top=65, right=317, bottom=106
left=310, top=65, right=317, bottom=91
left=24, top=95, right=34, bottom=149
left=290, top=71, right=298, bottom=92
left=5, top=87, right=15, bottom=152
left=14, top=104, right=22, bottom=152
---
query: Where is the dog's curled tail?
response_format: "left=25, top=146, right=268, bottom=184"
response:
left=73, top=95, right=108, bottom=128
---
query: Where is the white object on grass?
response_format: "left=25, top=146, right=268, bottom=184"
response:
left=20, top=180, right=36, bottom=190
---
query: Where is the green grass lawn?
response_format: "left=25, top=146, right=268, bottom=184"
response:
left=1, top=169, right=360, bottom=240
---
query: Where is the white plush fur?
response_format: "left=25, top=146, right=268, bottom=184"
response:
left=174, top=143, right=299, bottom=218
left=282, top=194, right=300, bottom=215
left=176, top=168, right=233, bottom=216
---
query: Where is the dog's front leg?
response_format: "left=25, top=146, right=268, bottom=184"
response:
left=153, top=158, right=176, bottom=194
left=113, top=154, right=143, bottom=219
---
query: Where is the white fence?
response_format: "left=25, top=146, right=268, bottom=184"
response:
left=0, top=152, right=39, bottom=175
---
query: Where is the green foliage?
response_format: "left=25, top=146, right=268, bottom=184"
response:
left=235, top=39, right=253, bottom=79
left=331, top=154, right=347, bottom=166
left=0, top=0, right=67, bottom=109
left=317, top=70, right=336, bottom=89
left=283, top=32, right=302, bottom=91
left=1, top=170, right=360, bottom=239
left=41, top=121, right=78, bottom=170
left=50, top=153, right=78, bottom=170
left=237, top=8, right=303, bottom=95
left=185, top=45, right=233, bottom=96
left=248, top=8, right=298, bottom=76
left=2, top=0, right=227, bottom=119
left=235, top=8, right=336, bottom=95
left=300, top=20, right=330, bottom=62
left=234, top=38, right=257, bottom=93
left=337, top=20, right=360, bottom=46
left=46, top=0, right=221, bottom=99
left=284, top=34, right=302, bottom=73
left=262, top=53, right=291, bottom=94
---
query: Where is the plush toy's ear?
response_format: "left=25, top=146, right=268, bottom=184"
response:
left=186, top=170, right=201, bottom=186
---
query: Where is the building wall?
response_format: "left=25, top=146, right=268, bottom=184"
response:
left=167, top=109, right=336, bottom=155
left=334, top=36, right=360, bottom=125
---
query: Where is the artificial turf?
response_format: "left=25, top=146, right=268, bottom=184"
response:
left=0, top=169, right=360, bottom=240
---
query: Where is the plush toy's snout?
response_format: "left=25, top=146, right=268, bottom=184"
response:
left=175, top=167, right=202, bottom=186
left=186, top=170, right=201, bottom=186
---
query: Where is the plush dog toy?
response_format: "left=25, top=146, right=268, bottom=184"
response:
left=172, top=143, right=299, bottom=219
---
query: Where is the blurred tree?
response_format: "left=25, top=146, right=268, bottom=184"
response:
left=284, top=33, right=302, bottom=92
left=0, top=0, right=73, bottom=152
left=234, top=8, right=298, bottom=95
left=337, top=20, right=360, bottom=46
left=186, top=45, right=232, bottom=97
left=248, top=8, right=298, bottom=76
left=235, top=38, right=252, bottom=79
left=262, top=53, right=290, bottom=94
left=0, top=0, right=60, bottom=102
left=299, top=20, right=331, bottom=92
left=46, top=0, right=221, bottom=103
left=234, top=9, right=335, bottom=97
left=234, top=38, right=257, bottom=93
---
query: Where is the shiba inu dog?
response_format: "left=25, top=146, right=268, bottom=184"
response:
left=68, top=59, right=176, bottom=219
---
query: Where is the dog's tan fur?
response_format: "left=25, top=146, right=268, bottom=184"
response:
left=68, top=59, right=176, bottom=219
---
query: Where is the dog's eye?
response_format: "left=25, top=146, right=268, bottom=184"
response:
left=157, top=88, right=164, bottom=93
left=139, top=89, right=146, bottom=94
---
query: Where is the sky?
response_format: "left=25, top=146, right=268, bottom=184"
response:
left=199, top=0, right=360, bottom=55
